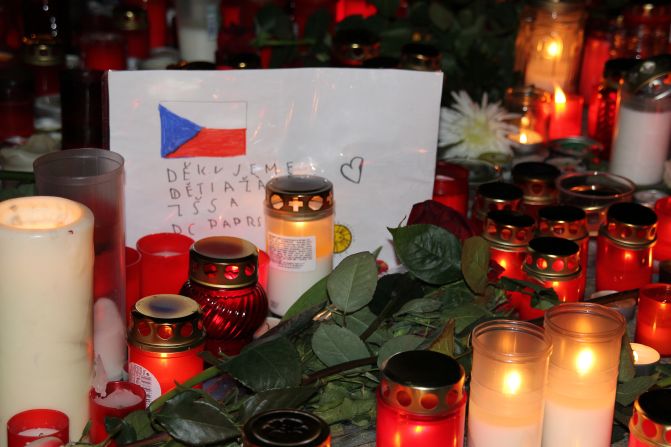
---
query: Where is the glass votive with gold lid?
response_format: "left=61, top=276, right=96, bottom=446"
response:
left=243, top=409, right=331, bottom=447
left=628, top=388, right=671, bottom=447
left=512, top=162, right=561, bottom=219
left=399, top=43, right=441, bottom=71
left=537, top=204, right=589, bottom=271
left=471, top=181, right=523, bottom=235
left=483, top=210, right=536, bottom=280
left=332, top=28, right=380, bottom=67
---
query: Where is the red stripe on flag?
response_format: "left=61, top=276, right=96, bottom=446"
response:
left=165, top=128, right=246, bottom=158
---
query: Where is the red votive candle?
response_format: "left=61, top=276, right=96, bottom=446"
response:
left=376, top=350, right=466, bottom=447
left=124, top=0, right=167, bottom=50
left=125, top=246, right=141, bottom=323
left=483, top=210, right=536, bottom=280
left=516, top=236, right=585, bottom=320
left=548, top=86, right=584, bottom=140
left=654, top=197, right=671, bottom=261
left=128, top=294, right=205, bottom=405
left=537, top=205, right=589, bottom=272
left=628, top=389, right=671, bottom=447
left=470, top=181, right=523, bottom=235
left=596, top=202, right=657, bottom=291
left=115, top=6, right=150, bottom=66
left=433, top=161, right=469, bottom=217
left=89, top=382, right=146, bottom=445
left=136, top=232, right=194, bottom=297
left=80, top=32, right=127, bottom=71
left=511, top=162, right=561, bottom=220
left=635, top=283, right=671, bottom=357
left=578, top=31, right=611, bottom=102
left=7, top=410, right=68, bottom=447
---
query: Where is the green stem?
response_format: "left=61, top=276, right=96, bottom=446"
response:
left=302, top=356, right=377, bottom=385
left=148, top=365, right=221, bottom=412
left=657, top=375, right=671, bottom=388
left=117, top=432, right=172, bottom=447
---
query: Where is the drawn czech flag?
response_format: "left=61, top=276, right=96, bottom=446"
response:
left=159, top=101, right=247, bottom=158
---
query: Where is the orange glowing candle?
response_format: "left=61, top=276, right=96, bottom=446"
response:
left=549, top=86, right=583, bottom=140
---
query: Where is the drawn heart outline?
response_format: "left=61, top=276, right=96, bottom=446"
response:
left=340, top=156, right=364, bottom=184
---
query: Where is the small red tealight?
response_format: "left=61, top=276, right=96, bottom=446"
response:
left=7, top=410, right=68, bottom=447
left=548, top=86, right=583, bottom=140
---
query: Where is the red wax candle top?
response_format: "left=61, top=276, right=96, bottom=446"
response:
left=6, top=410, right=69, bottom=447
left=549, top=86, right=584, bottom=140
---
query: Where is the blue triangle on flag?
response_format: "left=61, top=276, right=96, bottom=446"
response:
left=159, top=105, right=203, bottom=157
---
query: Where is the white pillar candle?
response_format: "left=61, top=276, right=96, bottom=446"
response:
left=0, top=196, right=94, bottom=447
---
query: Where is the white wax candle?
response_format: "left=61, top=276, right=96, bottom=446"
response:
left=177, top=26, right=218, bottom=63
left=268, top=256, right=332, bottom=315
left=94, top=388, right=144, bottom=409
left=542, top=395, right=614, bottom=447
left=93, top=297, right=127, bottom=380
left=18, top=429, right=59, bottom=437
left=468, top=400, right=541, bottom=447
left=610, top=105, right=671, bottom=185
left=24, top=437, right=63, bottom=447
left=0, top=197, right=94, bottom=447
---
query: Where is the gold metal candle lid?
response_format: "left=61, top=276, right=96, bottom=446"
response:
left=380, top=350, right=465, bottom=417
left=115, top=7, right=148, bottom=31
left=189, top=237, right=258, bottom=289
left=129, top=294, right=205, bottom=352
left=399, top=43, right=441, bottom=71
left=537, top=205, right=588, bottom=241
left=600, top=202, right=657, bottom=247
left=22, top=37, right=64, bottom=67
left=265, top=175, right=333, bottom=220
left=242, top=409, right=330, bottom=447
left=626, top=55, right=671, bottom=99
left=483, top=210, right=536, bottom=248
left=524, top=236, right=580, bottom=278
left=512, top=162, right=561, bottom=205
left=630, top=389, right=671, bottom=446
left=473, top=182, right=523, bottom=222
left=332, top=28, right=380, bottom=66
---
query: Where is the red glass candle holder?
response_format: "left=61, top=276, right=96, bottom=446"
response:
left=180, top=237, right=268, bottom=356
left=89, top=381, right=146, bottom=445
left=124, top=0, right=168, bottom=50
left=21, top=37, right=64, bottom=97
left=116, top=6, right=150, bottom=66
left=128, top=294, right=205, bottom=405
left=628, top=389, right=671, bottom=447
left=242, top=409, right=331, bottom=447
left=516, top=236, right=584, bottom=320
left=548, top=90, right=584, bottom=140
left=136, top=232, right=194, bottom=297
left=433, top=161, right=469, bottom=217
left=470, top=181, right=523, bottom=235
left=635, top=283, right=671, bottom=357
left=483, top=210, right=536, bottom=280
left=80, top=32, right=127, bottom=71
left=125, top=246, right=141, bottom=323
left=578, top=29, right=611, bottom=102
left=596, top=202, right=657, bottom=291
left=377, top=350, right=466, bottom=447
left=537, top=205, right=589, bottom=272
left=654, top=197, right=671, bottom=261
left=7, top=410, right=68, bottom=447
left=512, top=162, right=561, bottom=219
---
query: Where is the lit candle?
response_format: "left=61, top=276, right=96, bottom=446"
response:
left=507, top=128, right=544, bottom=155
left=628, top=389, right=671, bottom=447
left=578, top=33, right=611, bottom=101
left=512, top=162, right=561, bottom=219
left=471, top=182, right=523, bottom=235
left=654, top=196, right=671, bottom=261
left=482, top=210, right=536, bottom=280
left=537, top=205, right=589, bottom=272
left=468, top=320, right=551, bottom=447
left=542, top=303, right=625, bottom=447
left=0, top=197, right=93, bottom=447
left=635, top=283, right=671, bottom=357
left=432, top=161, right=469, bottom=216
left=548, top=86, right=583, bottom=140
left=629, top=343, right=660, bottom=376
left=6, top=410, right=69, bottom=447
left=265, top=176, right=334, bottom=316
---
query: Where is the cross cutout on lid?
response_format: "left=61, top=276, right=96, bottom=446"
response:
left=288, top=199, right=304, bottom=212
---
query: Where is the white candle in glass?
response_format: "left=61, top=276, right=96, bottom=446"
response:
left=0, top=196, right=94, bottom=447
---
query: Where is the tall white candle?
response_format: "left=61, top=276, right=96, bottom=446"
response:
left=0, top=196, right=94, bottom=447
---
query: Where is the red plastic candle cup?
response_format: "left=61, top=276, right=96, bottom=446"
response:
left=635, top=283, right=671, bottom=357
left=654, top=197, right=671, bottom=261
left=124, top=0, right=168, bottom=49
left=128, top=294, right=205, bottom=405
left=7, top=410, right=68, bottom=447
left=89, top=382, right=146, bottom=445
left=482, top=210, right=536, bottom=280
left=80, top=32, right=127, bottom=71
left=115, top=6, right=150, bottom=63
left=125, top=246, right=142, bottom=323
left=136, top=233, right=194, bottom=296
left=376, top=350, right=466, bottom=447
left=578, top=32, right=611, bottom=102
left=628, top=389, right=671, bottom=447
left=470, top=182, right=523, bottom=235
left=432, top=161, right=469, bottom=217
left=548, top=87, right=584, bottom=140
left=596, top=202, right=657, bottom=291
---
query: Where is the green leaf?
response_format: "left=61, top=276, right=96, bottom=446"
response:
left=371, top=0, right=400, bottom=18
left=154, top=390, right=238, bottom=446
left=314, top=391, right=376, bottom=424
left=616, top=375, right=658, bottom=406
left=226, top=337, right=301, bottom=392
left=334, top=307, right=387, bottom=345
left=377, top=335, right=424, bottom=368
left=369, top=273, right=425, bottom=315
left=240, top=386, right=318, bottom=420
left=429, top=1, right=454, bottom=31
left=427, top=320, right=456, bottom=357
left=618, top=333, right=636, bottom=383
left=461, top=236, right=490, bottom=294
left=394, top=298, right=442, bottom=317
left=445, top=302, right=492, bottom=333
left=311, top=324, right=370, bottom=367
left=427, top=281, right=476, bottom=309
left=283, top=276, right=328, bottom=320
left=119, top=410, right=155, bottom=445
left=389, top=225, right=462, bottom=285
left=327, top=252, right=378, bottom=314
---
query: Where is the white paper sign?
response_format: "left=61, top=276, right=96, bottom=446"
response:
left=108, top=68, right=442, bottom=265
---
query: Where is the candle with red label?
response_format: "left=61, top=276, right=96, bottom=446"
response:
left=482, top=210, right=535, bottom=280
left=89, top=382, right=146, bottom=445
left=376, top=350, right=466, bottom=447
left=549, top=86, right=583, bottom=140
left=635, top=283, right=671, bottom=357
left=7, top=410, right=68, bottom=447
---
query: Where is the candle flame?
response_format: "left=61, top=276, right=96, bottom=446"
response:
left=554, top=86, right=567, bottom=105
left=546, top=40, right=561, bottom=58
left=576, top=348, right=594, bottom=376
left=633, top=350, right=639, bottom=363
left=503, top=370, right=522, bottom=395
left=520, top=115, right=530, bottom=128
left=520, top=132, right=528, bottom=144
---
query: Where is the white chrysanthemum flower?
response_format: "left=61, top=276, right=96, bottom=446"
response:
left=438, top=90, right=517, bottom=159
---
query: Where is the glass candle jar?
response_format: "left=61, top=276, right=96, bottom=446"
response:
left=503, top=86, right=552, bottom=143
left=512, top=162, right=561, bottom=219
left=6, top=410, right=69, bottom=447
left=376, top=350, right=466, bottom=447
left=471, top=182, right=523, bottom=235
left=332, top=28, right=380, bottom=67
left=628, top=389, right=671, bottom=447
left=542, top=303, right=626, bottom=447
left=180, top=236, right=268, bottom=356
left=515, top=0, right=587, bottom=93
left=483, top=210, right=536, bottom=280
left=610, top=56, right=671, bottom=186
left=620, top=3, right=671, bottom=60
left=265, top=175, right=334, bottom=316
left=242, top=409, right=331, bottom=447
left=653, top=197, right=671, bottom=261
left=596, top=202, right=657, bottom=292
left=21, top=37, right=64, bottom=97
left=635, top=283, right=671, bottom=357
left=399, top=43, right=441, bottom=71
left=468, top=320, right=551, bottom=447
left=537, top=205, right=588, bottom=271
left=115, top=6, right=150, bottom=69
left=517, top=236, right=584, bottom=321
left=433, top=160, right=469, bottom=217
left=80, top=32, right=128, bottom=71
left=175, top=0, right=221, bottom=63
left=128, top=294, right=205, bottom=405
